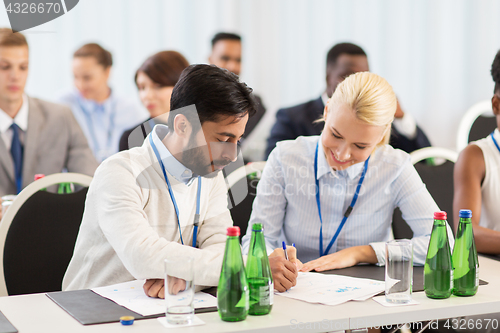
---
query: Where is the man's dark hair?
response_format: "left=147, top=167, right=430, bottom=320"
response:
left=326, top=42, right=367, bottom=70
left=211, top=32, right=241, bottom=48
left=169, top=64, right=256, bottom=131
left=492, top=49, right=500, bottom=94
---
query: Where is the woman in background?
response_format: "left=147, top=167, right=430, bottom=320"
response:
left=119, top=50, right=189, bottom=151
left=58, top=43, right=147, bottom=162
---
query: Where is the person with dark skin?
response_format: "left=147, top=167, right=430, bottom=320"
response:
left=265, top=42, right=431, bottom=159
left=453, top=50, right=500, bottom=255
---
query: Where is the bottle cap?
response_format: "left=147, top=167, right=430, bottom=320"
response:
left=119, top=316, right=134, bottom=325
left=459, top=209, right=472, bottom=218
left=227, top=226, right=240, bottom=237
left=34, top=174, right=45, bottom=181
left=252, top=223, right=263, bottom=232
left=434, top=211, right=447, bottom=220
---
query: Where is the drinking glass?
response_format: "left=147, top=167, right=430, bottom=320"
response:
left=165, top=256, right=195, bottom=324
left=385, top=239, right=413, bottom=303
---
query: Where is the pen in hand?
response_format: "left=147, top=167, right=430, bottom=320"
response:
left=282, top=241, right=289, bottom=261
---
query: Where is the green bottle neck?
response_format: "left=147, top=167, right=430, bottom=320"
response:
left=433, top=219, right=447, bottom=226
left=249, top=230, right=268, bottom=257
left=224, top=236, right=244, bottom=268
left=459, top=217, right=472, bottom=224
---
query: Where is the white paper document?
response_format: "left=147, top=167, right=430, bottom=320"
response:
left=92, top=279, right=217, bottom=316
left=275, top=272, right=385, bottom=306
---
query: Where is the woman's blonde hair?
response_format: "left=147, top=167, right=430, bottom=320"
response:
left=325, top=71, right=397, bottom=148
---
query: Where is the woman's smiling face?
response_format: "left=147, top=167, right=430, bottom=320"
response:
left=321, top=102, right=387, bottom=171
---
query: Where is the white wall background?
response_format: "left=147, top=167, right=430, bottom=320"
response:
left=1, top=0, right=499, bottom=158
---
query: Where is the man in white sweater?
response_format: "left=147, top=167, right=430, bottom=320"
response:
left=63, top=64, right=299, bottom=296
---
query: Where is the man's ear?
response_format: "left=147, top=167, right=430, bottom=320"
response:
left=492, top=94, right=500, bottom=115
left=173, top=114, right=192, bottom=138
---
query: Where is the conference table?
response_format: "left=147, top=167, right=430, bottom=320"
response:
left=1, top=256, right=500, bottom=333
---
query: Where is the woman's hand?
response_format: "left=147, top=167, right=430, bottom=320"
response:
left=300, top=245, right=377, bottom=272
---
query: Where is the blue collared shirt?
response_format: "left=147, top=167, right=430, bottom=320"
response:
left=57, top=89, right=148, bottom=162
left=242, top=135, right=453, bottom=265
left=151, top=124, right=196, bottom=186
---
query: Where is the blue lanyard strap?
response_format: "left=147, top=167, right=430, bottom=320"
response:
left=314, top=141, right=370, bottom=257
left=491, top=131, right=500, bottom=154
left=149, top=134, right=202, bottom=248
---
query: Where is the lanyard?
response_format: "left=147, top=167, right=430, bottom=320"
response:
left=149, top=134, right=201, bottom=248
left=77, top=95, right=116, bottom=161
left=314, top=141, right=370, bottom=257
left=491, top=131, right=500, bottom=154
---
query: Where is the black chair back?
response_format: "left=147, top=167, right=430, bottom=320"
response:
left=228, top=177, right=258, bottom=241
left=468, top=115, right=497, bottom=143
left=392, top=160, right=455, bottom=239
left=3, top=188, right=88, bottom=295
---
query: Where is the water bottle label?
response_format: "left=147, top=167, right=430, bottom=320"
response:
left=259, top=283, right=273, bottom=306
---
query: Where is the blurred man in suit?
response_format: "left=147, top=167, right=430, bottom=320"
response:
left=265, top=42, right=431, bottom=158
left=0, top=28, right=97, bottom=205
left=209, top=32, right=266, bottom=140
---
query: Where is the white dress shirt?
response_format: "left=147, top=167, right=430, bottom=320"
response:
left=0, top=94, right=29, bottom=149
left=63, top=124, right=232, bottom=290
left=242, top=135, right=454, bottom=265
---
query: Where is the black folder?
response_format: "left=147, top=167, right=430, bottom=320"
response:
left=47, top=289, right=217, bottom=325
left=0, top=311, right=17, bottom=333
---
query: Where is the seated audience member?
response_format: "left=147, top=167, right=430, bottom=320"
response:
left=243, top=72, right=453, bottom=271
left=209, top=32, right=266, bottom=139
left=0, top=28, right=97, bottom=206
left=57, top=43, right=148, bottom=162
left=454, top=50, right=500, bottom=254
left=265, top=42, right=431, bottom=159
left=447, top=51, right=500, bottom=333
left=119, top=50, right=189, bottom=151
left=63, top=65, right=299, bottom=295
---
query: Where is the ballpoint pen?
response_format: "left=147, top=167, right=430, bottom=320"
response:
left=282, top=241, right=289, bottom=261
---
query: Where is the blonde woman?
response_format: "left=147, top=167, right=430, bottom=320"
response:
left=242, top=72, right=453, bottom=275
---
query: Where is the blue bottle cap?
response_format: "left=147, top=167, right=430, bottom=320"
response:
left=459, top=209, right=472, bottom=218
left=120, top=316, right=135, bottom=325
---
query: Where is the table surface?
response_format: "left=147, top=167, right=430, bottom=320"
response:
left=1, top=256, right=499, bottom=333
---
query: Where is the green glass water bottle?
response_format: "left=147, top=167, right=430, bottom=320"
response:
left=452, top=209, right=479, bottom=296
left=424, top=211, right=453, bottom=299
left=246, top=223, right=273, bottom=315
left=217, top=226, right=249, bottom=322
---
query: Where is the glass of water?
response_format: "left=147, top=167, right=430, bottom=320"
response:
left=165, top=256, right=195, bottom=324
left=385, top=239, right=413, bottom=303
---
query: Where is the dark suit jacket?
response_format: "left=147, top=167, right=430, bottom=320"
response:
left=0, top=97, right=98, bottom=196
left=265, top=96, right=431, bottom=159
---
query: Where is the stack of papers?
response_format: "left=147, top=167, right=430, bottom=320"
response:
left=275, top=272, right=385, bottom=306
left=92, top=280, right=217, bottom=316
